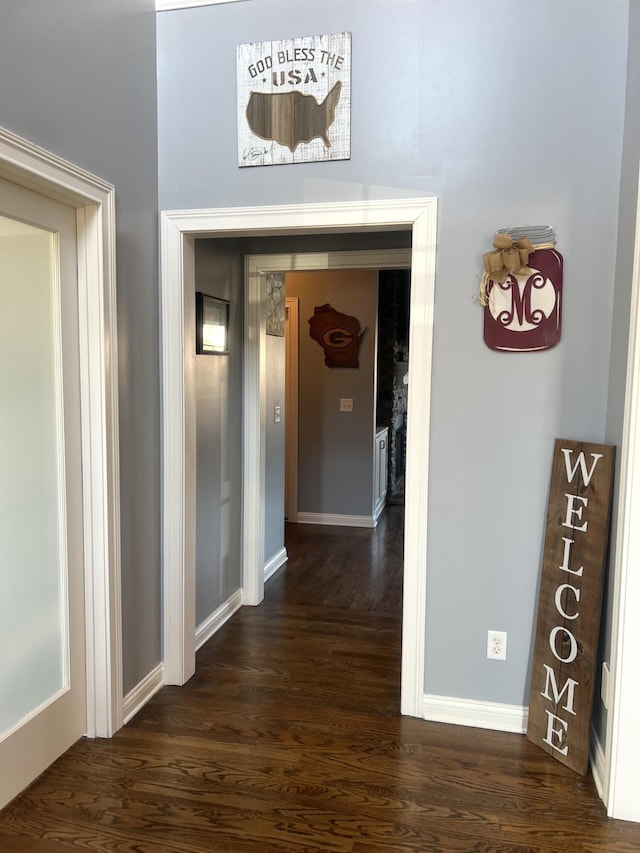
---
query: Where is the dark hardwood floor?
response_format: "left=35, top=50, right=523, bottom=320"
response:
left=1, top=505, right=639, bottom=852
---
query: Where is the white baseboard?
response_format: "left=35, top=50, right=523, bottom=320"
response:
left=195, top=589, right=243, bottom=651
left=296, top=512, right=376, bottom=528
left=123, top=663, right=164, bottom=725
left=264, top=547, right=287, bottom=582
left=423, top=694, right=528, bottom=734
left=373, top=499, right=386, bottom=524
left=590, top=724, right=607, bottom=803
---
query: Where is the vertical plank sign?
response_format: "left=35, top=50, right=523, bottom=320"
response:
left=527, top=439, right=615, bottom=774
left=236, top=32, right=351, bottom=167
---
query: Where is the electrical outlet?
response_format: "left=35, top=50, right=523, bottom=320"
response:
left=339, top=398, right=354, bottom=412
left=487, top=630, right=507, bottom=661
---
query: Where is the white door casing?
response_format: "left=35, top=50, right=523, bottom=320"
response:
left=603, top=165, right=640, bottom=822
left=0, top=181, right=86, bottom=808
left=0, top=127, right=122, bottom=741
left=284, top=296, right=299, bottom=523
left=160, top=198, right=437, bottom=717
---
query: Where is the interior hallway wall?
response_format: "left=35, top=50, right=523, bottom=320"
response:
left=157, top=0, right=628, bottom=712
left=194, top=240, right=244, bottom=626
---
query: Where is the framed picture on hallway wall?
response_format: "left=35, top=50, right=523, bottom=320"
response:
left=266, top=273, right=285, bottom=336
left=196, top=293, right=229, bottom=355
left=236, top=32, right=351, bottom=167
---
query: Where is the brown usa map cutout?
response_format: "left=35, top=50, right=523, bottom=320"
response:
left=246, top=81, right=342, bottom=153
left=237, top=32, right=351, bottom=167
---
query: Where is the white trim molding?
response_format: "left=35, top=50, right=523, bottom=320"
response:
left=0, top=126, right=122, bottom=738
left=161, top=219, right=197, bottom=685
left=195, top=590, right=243, bottom=651
left=160, top=199, right=438, bottom=724
left=156, top=0, right=249, bottom=10
left=123, top=664, right=164, bottom=725
left=296, top=513, right=376, bottom=529
left=604, top=166, right=640, bottom=823
left=423, top=695, right=528, bottom=735
left=284, top=296, right=299, bottom=523
left=264, top=548, right=288, bottom=583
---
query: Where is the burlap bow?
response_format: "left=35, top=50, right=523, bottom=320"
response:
left=478, top=234, right=534, bottom=305
left=484, top=234, right=534, bottom=283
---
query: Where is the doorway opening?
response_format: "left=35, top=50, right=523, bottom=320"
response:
left=281, top=267, right=410, bottom=528
left=257, top=254, right=411, bottom=536
left=270, top=264, right=411, bottom=668
left=161, top=198, right=437, bottom=718
left=376, top=269, right=411, bottom=507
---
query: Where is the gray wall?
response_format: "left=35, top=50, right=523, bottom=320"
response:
left=286, top=270, right=378, bottom=518
left=0, top=0, right=160, bottom=694
left=597, top=3, right=640, bottom=742
left=265, top=333, right=285, bottom=562
left=157, top=0, right=628, bottom=707
left=194, top=241, right=244, bottom=625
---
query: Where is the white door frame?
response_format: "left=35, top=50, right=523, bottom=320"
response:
left=603, top=167, right=640, bottom=822
left=161, top=198, right=437, bottom=716
left=0, top=127, right=122, bottom=738
left=284, top=295, right=299, bottom=523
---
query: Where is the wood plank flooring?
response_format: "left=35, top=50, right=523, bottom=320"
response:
left=1, top=506, right=639, bottom=852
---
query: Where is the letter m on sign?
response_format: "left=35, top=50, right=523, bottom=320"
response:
left=526, top=439, right=615, bottom=775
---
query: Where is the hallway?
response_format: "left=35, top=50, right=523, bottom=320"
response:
left=0, top=507, right=639, bottom=851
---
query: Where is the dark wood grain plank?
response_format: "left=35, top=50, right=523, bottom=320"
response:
left=1, top=507, right=639, bottom=852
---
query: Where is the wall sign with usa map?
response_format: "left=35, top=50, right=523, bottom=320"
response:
left=236, top=32, right=351, bottom=167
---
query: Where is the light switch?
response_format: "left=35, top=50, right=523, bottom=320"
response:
left=339, top=398, right=354, bottom=412
left=274, top=405, right=281, bottom=423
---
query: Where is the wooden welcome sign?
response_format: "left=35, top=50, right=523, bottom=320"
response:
left=527, top=439, right=614, bottom=774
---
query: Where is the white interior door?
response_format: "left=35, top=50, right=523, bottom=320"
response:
left=0, top=177, right=86, bottom=809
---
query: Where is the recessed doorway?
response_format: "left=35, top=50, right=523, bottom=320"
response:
left=160, top=197, right=437, bottom=718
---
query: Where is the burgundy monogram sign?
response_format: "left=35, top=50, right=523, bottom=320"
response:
left=483, top=247, right=563, bottom=352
